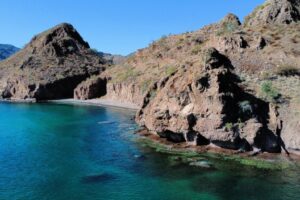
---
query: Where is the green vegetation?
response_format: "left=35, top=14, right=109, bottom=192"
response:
left=260, top=81, right=280, bottom=102
left=216, top=22, right=239, bottom=36
left=164, top=65, right=177, bottom=76
left=137, top=136, right=292, bottom=170
left=114, top=65, right=140, bottom=82
left=225, top=122, right=233, bottom=131
left=239, top=100, right=252, bottom=114
left=140, top=79, right=152, bottom=93
left=223, top=155, right=291, bottom=170
left=191, top=44, right=203, bottom=55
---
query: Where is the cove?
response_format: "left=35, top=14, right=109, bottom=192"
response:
left=0, top=102, right=300, bottom=200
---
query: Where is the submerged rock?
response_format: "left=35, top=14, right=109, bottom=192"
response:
left=189, top=160, right=212, bottom=168
left=81, top=173, right=116, bottom=184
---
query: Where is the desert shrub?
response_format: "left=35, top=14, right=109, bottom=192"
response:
left=114, top=66, right=140, bottom=82
left=165, top=66, right=177, bottom=76
left=260, top=81, right=280, bottom=102
left=239, top=101, right=252, bottom=114
left=141, top=79, right=152, bottom=93
left=276, top=65, right=300, bottom=76
left=216, top=22, right=239, bottom=36
left=225, top=123, right=233, bottom=131
left=191, top=44, right=203, bottom=55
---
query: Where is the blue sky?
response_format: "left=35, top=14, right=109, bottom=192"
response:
left=0, top=0, right=264, bottom=55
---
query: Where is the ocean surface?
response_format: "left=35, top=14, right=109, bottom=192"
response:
left=0, top=102, right=300, bottom=200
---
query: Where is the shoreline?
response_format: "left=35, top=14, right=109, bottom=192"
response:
left=136, top=129, right=300, bottom=167
left=2, top=97, right=300, bottom=163
left=46, top=98, right=140, bottom=110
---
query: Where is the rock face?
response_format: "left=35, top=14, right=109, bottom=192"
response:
left=136, top=48, right=281, bottom=152
left=0, top=23, right=106, bottom=100
left=245, top=0, right=300, bottom=26
left=0, top=44, right=19, bottom=61
left=74, top=76, right=107, bottom=100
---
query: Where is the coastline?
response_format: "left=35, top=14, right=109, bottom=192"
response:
left=2, top=97, right=300, bottom=164
left=46, top=98, right=140, bottom=110
left=136, top=129, right=300, bottom=168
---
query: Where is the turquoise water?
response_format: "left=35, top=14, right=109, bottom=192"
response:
left=0, top=102, right=300, bottom=200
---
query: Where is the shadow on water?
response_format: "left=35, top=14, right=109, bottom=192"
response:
left=80, top=173, right=117, bottom=184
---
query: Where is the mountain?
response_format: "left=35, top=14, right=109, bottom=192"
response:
left=0, top=23, right=108, bottom=100
left=94, top=0, right=299, bottom=153
left=96, top=51, right=127, bottom=65
left=0, top=44, right=19, bottom=61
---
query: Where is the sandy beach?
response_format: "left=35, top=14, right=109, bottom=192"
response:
left=47, top=98, right=140, bottom=110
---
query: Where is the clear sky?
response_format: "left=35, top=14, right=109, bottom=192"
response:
left=0, top=0, right=264, bottom=55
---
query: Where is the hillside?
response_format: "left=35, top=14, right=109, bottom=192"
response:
left=97, top=0, right=300, bottom=153
left=0, top=23, right=108, bottom=100
left=0, top=44, right=19, bottom=60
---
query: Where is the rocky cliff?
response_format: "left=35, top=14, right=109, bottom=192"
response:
left=96, top=0, right=300, bottom=153
left=0, top=23, right=107, bottom=100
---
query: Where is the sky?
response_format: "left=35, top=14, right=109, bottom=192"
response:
left=0, top=0, right=265, bottom=55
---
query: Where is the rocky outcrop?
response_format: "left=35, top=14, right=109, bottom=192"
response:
left=136, top=48, right=281, bottom=153
left=0, top=23, right=107, bottom=100
left=104, top=82, right=144, bottom=106
left=74, top=76, right=107, bottom=100
left=245, top=0, right=300, bottom=26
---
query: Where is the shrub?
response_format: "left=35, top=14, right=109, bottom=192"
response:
left=114, top=66, right=140, bottom=82
left=191, top=44, right=203, bottom=55
left=225, top=123, right=233, bottom=131
left=239, top=101, right=252, bottom=114
left=216, top=22, right=239, bottom=36
left=260, top=81, right=280, bottom=102
left=165, top=66, right=177, bottom=76
left=141, top=79, right=152, bottom=93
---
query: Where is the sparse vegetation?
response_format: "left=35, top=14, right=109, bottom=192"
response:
left=216, top=22, right=239, bottom=36
left=191, top=44, right=203, bottom=55
left=225, top=123, right=233, bottom=131
left=164, top=66, right=177, bottom=76
left=141, top=79, right=153, bottom=93
left=239, top=101, right=252, bottom=114
left=260, top=81, right=280, bottom=102
left=114, top=65, right=140, bottom=82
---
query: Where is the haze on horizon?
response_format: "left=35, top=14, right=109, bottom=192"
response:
left=0, top=0, right=264, bottom=55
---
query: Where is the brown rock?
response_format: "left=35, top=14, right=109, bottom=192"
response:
left=136, top=48, right=280, bottom=152
left=0, top=23, right=107, bottom=100
left=74, top=76, right=107, bottom=100
left=245, top=0, right=300, bottom=26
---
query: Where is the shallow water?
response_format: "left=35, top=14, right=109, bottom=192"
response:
left=0, top=102, right=300, bottom=200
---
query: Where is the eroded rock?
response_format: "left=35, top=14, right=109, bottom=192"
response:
left=136, top=48, right=281, bottom=152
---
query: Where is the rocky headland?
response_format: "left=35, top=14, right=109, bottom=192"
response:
left=0, top=0, right=300, bottom=157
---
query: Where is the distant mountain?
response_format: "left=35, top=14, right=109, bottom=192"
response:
left=0, top=44, right=20, bottom=61
left=96, top=51, right=127, bottom=65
